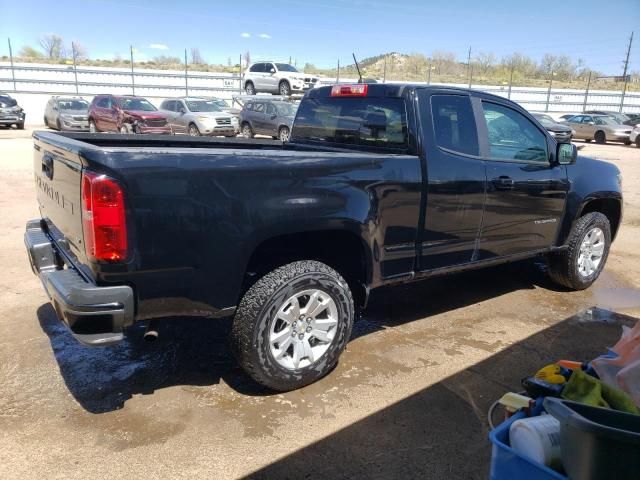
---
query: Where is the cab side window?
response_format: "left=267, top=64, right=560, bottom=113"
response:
left=96, top=97, right=111, bottom=108
left=266, top=103, right=276, bottom=115
left=254, top=103, right=265, bottom=113
left=430, top=95, right=479, bottom=156
left=481, top=102, right=548, bottom=163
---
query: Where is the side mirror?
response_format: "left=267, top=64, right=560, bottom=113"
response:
left=270, top=68, right=276, bottom=74
left=180, top=107, right=186, bottom=114
left=270, top=114, right=277, bottom=120
left=587, top=121, right=595, bottom=125
left=53, top=105, right=58, bottom=111
left=557, top=142, right=577, bottom=165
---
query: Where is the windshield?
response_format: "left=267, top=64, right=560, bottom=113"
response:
left=534, top=114, right=556, bottom=126
left=275, top=103, right=297, bottom=116
left=211, top=99, right=229, bottom=109
left=118, top=98, right=157, bottom=111
left=595, top=116, right=619, bottom=126
left=186, top=100, right=222, bottom=112
left=58, top=100, right=89, bottom=110
left=275, top=63, right=298, bottom=72
left=0, top=95, right=17, bottom=107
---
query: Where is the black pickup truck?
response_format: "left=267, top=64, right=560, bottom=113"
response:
left=26, top=84, right=623, bottom=391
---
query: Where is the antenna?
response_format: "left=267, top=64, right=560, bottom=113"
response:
left=352, top=53, right=363, bottom=83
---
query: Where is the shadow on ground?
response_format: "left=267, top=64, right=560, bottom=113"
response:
left=38, top=260, right=561, bottom=413
left=245, top=308, right=637, bottom=480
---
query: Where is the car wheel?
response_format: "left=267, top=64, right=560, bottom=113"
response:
left=89, top=120, right=97, bottom=133
left=17, top=122, right=25, bottom=130
left=245, top=82, right=256, bottom=95
left=624, top=140, right=632, bottom=146
left=548, top=212, right=611, bottom=290
left=230, top=260, right=354, bottom=391
left=44, top=116, right=49, bottom=128
left=636, top=137, right=640, bottom=148
left=278, top=126, right=290, bottom=141
left=279, top=81, right=291, bottom=96
left=56, top=119, right=62, bottom=130
left=594, top=131, right=606, bottom=144
left=584, top=138, right=591, bottom=143
left=241, top=123, right=254, bottom=139
left=188, top=123, right=201, bottom=136
left=119, top=124, right=133, bottom=134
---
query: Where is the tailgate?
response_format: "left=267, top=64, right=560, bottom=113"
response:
left=33, top=136, right=87, bottom=266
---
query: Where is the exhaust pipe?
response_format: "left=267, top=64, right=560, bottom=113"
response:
left=143, top=321, right=159, bottom=342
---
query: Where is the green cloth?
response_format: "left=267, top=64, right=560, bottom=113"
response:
left=562, top=369, right=639, bottom=415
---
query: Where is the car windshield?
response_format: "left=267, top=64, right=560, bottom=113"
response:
left=0, top=95, right=17, bottom=107
left=596, top=116, right=619, bottom=126
left=58, top=100, right=89, bottom=110
left=211, top=99, right=229, bottom=109
left=534, top=114, right=556, bottom=126
left=185, top=100, right=222, bottom=112
left=606, top=113, right=629, bottom=123
left=275, top=103, right=297, bottom=116
left=275, top=63, right=298, bottom=72
left=118, top=98, right=157, bottom=111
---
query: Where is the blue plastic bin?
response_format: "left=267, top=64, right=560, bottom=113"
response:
left=489, top=404, right=567, bottom=480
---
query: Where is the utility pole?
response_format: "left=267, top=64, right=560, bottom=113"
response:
left=467, top=46, right=472, bottom=87
left=583, top=71, right=592, bottom=111
left=620, top=31, right=633, bottom=113
left=337, top=59, right=340, bottom=84
left=545, top=70, right=554, bottom=112
left=383, top=56, right=387, bottom=83
left=71, top=42, right=79, bottom=94
left=427, top=61, right=432, bottom=85
left=507, top=62, right=515, bottom=99
left=7, top=38, right=16, bottom=91
left=184, top=48, right=189, bottom=96
left=130, top=45, right=135, bottom=95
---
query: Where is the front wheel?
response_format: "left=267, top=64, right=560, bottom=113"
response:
left=279, top=81, right=291, bottom=96
left=188, top=123, right=201, bottom=136
left=548, top=212, right=611, bottom=290
left=89, top=120, right=97, bottom=133
left=230, top=260, right=354, bottom=391
left=241, top=123, right=254, bottom=139
left=119, top=124, right=133, bottom=134
left=278, top=126, right=290, bottom=142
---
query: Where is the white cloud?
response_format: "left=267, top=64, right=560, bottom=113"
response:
left=149, top=43, right=169, bottom=50
left=240, top=32, right=251, bottom=38
left=259, top=33, right=272, bottom=39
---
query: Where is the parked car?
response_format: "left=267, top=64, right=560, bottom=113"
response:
left=532, top=113, right=574, bottom=143
left=88, top=95, right=171, bottom=135
left=239, top=98, right=297, bottom=140
left=583, top=110, right=636, bottom=127
left=27, top=84, right=622, bottom=391
left=244, top=62, right=319, bottom=96
left=626, top=113, right=640, bottom=125
left=159, top=97, right=238, bottom=137
left=558, top=113, right=580, bottom=122
left=44, top=96, right=90, bottom=131
left=630, top=125, right=640, bottom=147
left=0, top=92, right=25, bottom=129
left=561, top=114, right=632, bottom=144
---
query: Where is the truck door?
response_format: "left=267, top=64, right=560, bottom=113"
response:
left=475, top=99, right=569, bottom=259
left=417, top=92, right=487, bottom=270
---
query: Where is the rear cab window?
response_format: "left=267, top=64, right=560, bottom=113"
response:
left=430, top=94, right=479, bottom=156
left=292, top=96, right=409, bottom=151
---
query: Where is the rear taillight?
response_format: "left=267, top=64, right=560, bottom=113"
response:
left=81, top=171, right=128, bottom=262
left=330, top=84, right=368, bottom=97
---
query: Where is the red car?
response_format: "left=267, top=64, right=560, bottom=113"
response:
left=88, top=95, right=172, bottom=134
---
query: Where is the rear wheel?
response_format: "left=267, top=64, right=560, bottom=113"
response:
left=188, top=123, right=201, bottom=136
left=594, top=131, right=606, bottom=144
left=548, top=212, right=611, bottom=290
left=245, top=82, right=256, bottom=95
left=230, top=260, right=354, bottom=391
left=241, top=123, right=254, bottom=139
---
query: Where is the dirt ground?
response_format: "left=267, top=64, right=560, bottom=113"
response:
left=1, top=126, right=639, bottom=479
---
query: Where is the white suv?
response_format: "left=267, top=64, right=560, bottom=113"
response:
left=244, top=62, right=319, bottom=96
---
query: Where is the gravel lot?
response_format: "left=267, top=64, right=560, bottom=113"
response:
left=1, top=125, right=639, bottom=479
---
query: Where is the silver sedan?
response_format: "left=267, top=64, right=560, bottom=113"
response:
left=562, top=114, right=632, bottom=145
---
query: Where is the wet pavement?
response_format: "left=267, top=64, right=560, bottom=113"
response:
left=1, top=132, right=640, bottom=479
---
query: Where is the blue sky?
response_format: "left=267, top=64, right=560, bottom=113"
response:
left=2, top=0, right=639, bottom=73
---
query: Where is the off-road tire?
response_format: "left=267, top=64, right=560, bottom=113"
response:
left=548, top=212, right=611, bottom=290
left=230, top=260, right=354, bottom=391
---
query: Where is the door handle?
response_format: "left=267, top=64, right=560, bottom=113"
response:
left=491, top=176, right=514, bottom=190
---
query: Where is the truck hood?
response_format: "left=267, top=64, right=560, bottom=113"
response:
left=123, top=110, right=166, bottom=120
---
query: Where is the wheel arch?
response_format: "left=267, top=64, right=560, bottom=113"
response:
left=242, top=229, right=373, bottom=307
left=580, top=197, right=622, bottom=241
